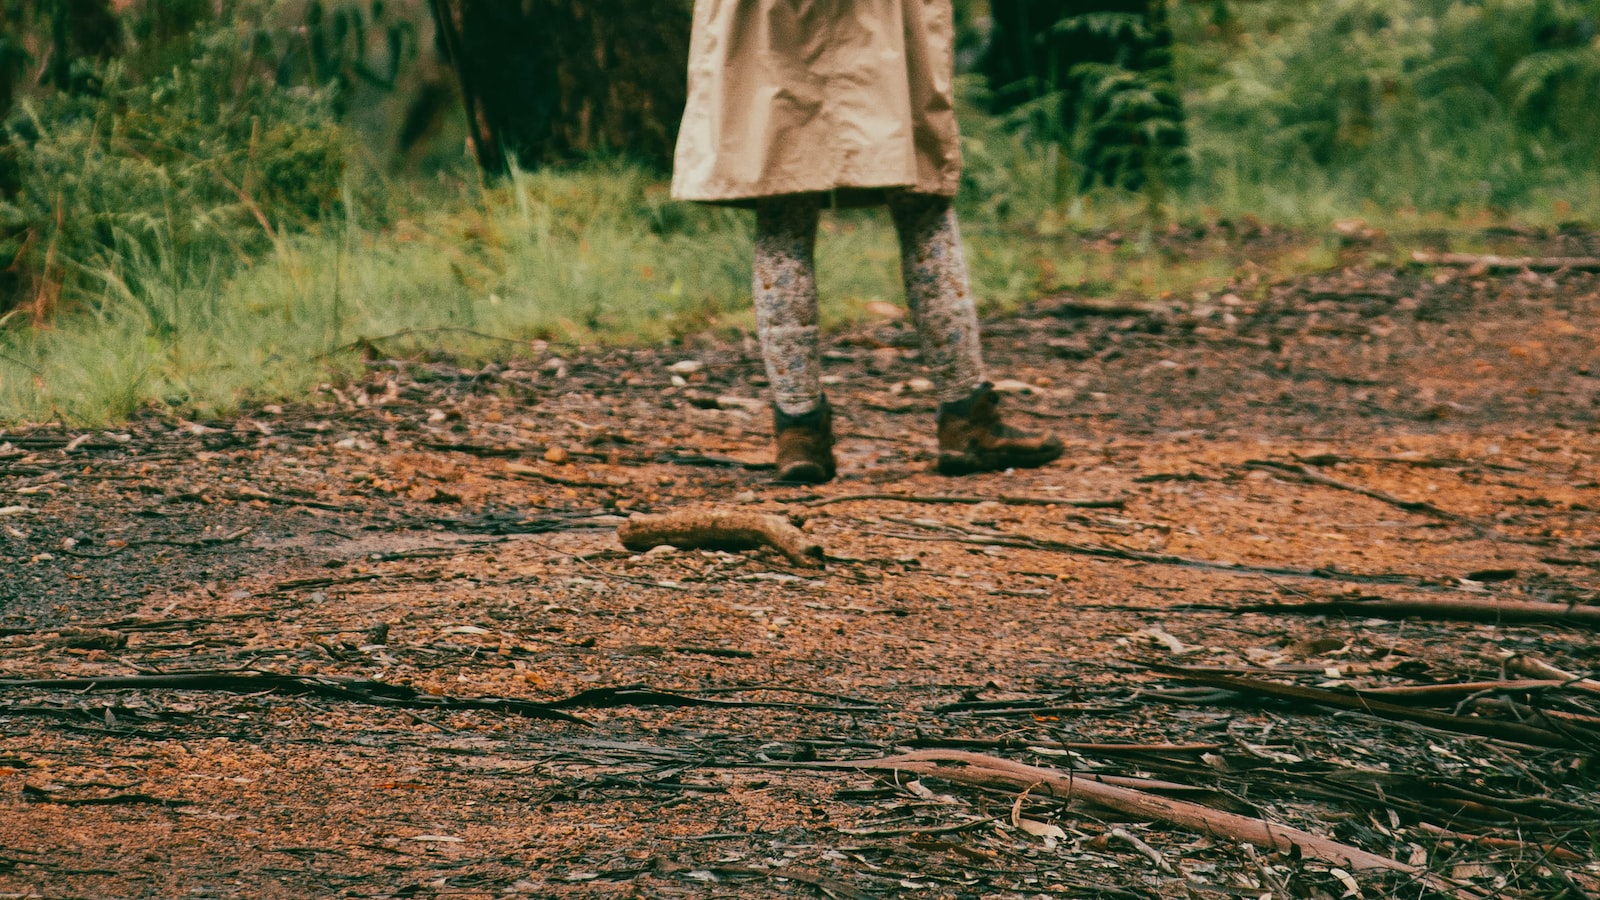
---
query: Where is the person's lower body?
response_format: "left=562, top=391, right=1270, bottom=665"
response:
left=752, top=191, right=1062, bottom=482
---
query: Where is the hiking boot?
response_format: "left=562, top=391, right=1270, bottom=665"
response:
left=773, top=397, right=836, bottom=483
left=935, top=382, right=1063, bottom=476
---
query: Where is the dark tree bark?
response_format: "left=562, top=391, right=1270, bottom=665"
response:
left=427, top=0, right=691, bottom=174
left=47, top=0, right=121, bottom=90
left=981, top=0, right=1187, bottom=191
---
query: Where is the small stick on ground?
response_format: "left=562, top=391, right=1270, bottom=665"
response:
left=1108, top=827, right=1177, bottom=874
left=1144, top=662, right=1587, bottom=748
left=1244, top=459, right=1465, bottom=522
left=618, top=510, right=823, bottom=567
left=906, top=736, right=1222, bottom=755
left=1357, top=680, right=1571, bottom=701
left=1416, top=822, right=1587, bottom=863
left=504, top=462, right=619, bottom=489
left=805, top=492, right=1125, bottom=509
left=1503, top=654, right=1600, bottom=696
left=1409, top=251, right=1600, bottom=273
left=1245, top=596, right=1600, bottom=630
left=871, top=527, right=1424, bottom=586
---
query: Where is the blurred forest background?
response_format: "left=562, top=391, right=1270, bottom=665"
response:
left=0, top=0, right=1597, bottom=425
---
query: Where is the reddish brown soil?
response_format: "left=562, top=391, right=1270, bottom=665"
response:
left=2, top=234, right=1598, bottom=899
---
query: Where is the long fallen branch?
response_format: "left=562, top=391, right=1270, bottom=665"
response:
left=22, top=785, right=192, bottom=807
left=1416, top=823, right=1586, bottom=864
left=547, top=686, right=876, bottom=714
left=61, top=526, right=257, bottom=558
left=1409, top=251, right=1600, bottom=273
left=873, top=527, right=1426, bottom=586
left=0, top=675, right=879, bottom=722
left=504, top=462, right=620, bottom=489
left=1356, top=679, right=1570, bottom=701
left=905, top=736, right=1222, bottom=755
left=1144, top=663, right=1587, bottom=749
left=618, top=509, right=823, bottom=567
left=816, top=750, right=1484, bottom=899
left=0, top=672, right=584, bottom=724
left=658, top=452, right=775, bottom=471
left=805, top=492, right=1125, bottom=509
left=1242, top=596, right=1600, bottom=629
left=1293, top=452, right=1526, bottom=474
left=1244, top=459, right=1464, bottom=522
left=0, top=610, right=269, bottom=637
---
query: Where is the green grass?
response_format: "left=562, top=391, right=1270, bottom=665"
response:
left=1170, top=0, right=1600, bottom=223
left=4, top=155, right=1331, bottom=427
left=0, top=148, right=1486, bottom=428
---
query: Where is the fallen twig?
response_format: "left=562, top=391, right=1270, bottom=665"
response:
left=1409, top=251, right=1600, bottom=273
left=819, top=750, right=1484, bottom=898
left=225, top=487, right=353, bottom=512
left=805, top=492, right=1125, bottom=509
left=1039, top=296, right=1171, bottom=318
left=1108, top=826, right=1177, bottom=874
left=1357, top=680, right=1569, bottom=700
left=22, top=786, right=191, bottom=807
left=505, top=462, right=620, bottom=489
left=1144, top=663, right=1588, bottom=749
left=672, top=646, right=755, bottom=659
left=658, top=452, right=775, bottom=471
left=905, top=736, right=1222, bottom=755
left=1293, top=452, right=1525, bottom=474
left=835, top=814, right=1003, bottom=837
left=689, top=685, right=877, bottom=705
left=0, top=672, right=586, bottom=724
left=61, top=526, right=256, bottom=558
left=1243, top=596, right=1600, bottom=629
left=547, top=686, right=875, bottom=714
left=1416, top=822, right=1586, bottom=863
left=619, top=510, right=823, bottom=567
left=272, top=572, right=409, bottom=591
left=873, top=527, right=1426, bottom=586
left=1503, top=654, right=1600, bottom=696
left=0, top=675, right=876, bottom=718
left=1244, top=459, right=1464, bottom=521
left=418, top=440, right=525, bottom=458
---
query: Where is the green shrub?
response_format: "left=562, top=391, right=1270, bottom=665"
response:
left=1177, top=0, right=1600, bottom=215
left=1, top=13, right=345, bottom=317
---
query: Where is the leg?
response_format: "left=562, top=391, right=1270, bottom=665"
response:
left=885, top=191, right=986, bottom=403
left=753, top=194, right=835, bottom=482
left=886, top=191, right=1063, bottom=476
left=754, top=194, right=824, bottom=415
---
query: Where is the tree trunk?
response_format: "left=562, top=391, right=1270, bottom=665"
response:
left=427, top=0, right=690, bottom=174
left=981, top=0, right=1187, bottom=192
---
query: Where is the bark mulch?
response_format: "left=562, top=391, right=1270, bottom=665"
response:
left=2, top=233, right=1598, bottom=898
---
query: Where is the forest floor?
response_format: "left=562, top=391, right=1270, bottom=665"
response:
left=2, top=226, right=1599, bottom=900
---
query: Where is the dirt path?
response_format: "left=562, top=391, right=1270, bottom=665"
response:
left=3, top=241, right=1598, bottom=899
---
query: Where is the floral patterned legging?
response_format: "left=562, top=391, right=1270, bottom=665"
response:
left=753, top=191, right=986, bottom=416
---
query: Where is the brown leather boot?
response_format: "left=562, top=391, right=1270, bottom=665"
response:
left=773, top=397, right=836, bottom=483
left=936, top=382, right=1063, bottom=476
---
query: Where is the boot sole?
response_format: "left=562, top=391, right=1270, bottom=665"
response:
left=775, top=461, right=836, bottom=484
left=936, top=444, right=1063, bottom=476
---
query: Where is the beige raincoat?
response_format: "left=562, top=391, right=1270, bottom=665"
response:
left=671, top=0, right=963, bottom=205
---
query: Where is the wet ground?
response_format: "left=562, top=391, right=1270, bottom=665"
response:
left=2, top=231, right=1598, bottom=899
